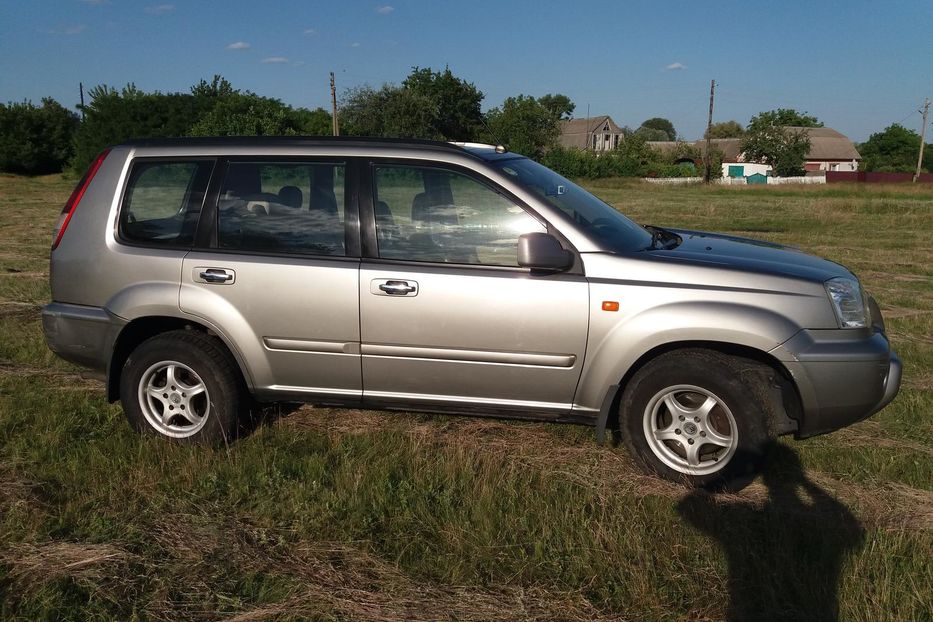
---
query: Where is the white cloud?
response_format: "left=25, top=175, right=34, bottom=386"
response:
left=292, top=60, right=306, bottom=67
left=49, top=23, right=87, bottom=35
left=261, top=56, right=289, bottom=64
left=350, top=42, right=361, bottom=48
left=375, top=5, right=394, bottom=14
left=79, top=0, right=108, bottom=5
left=303, top=28, right=317, bottom=35
left=144, top=4, right=174, bottom=15
left=226, top=41, right=250, bottom=50
left=665, top=62, right=687, bottom=71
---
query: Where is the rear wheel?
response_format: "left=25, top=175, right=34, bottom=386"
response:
left=621, top=349, right=774, bottom=489
left=120, top=330, right=243, bottom=444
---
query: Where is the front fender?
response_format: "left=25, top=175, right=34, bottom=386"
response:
left=574, top=300, right=801, bottom=411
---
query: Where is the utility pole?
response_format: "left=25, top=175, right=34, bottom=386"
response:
left=914, top=97, right=930, bottom=183
left=329, top=72, right=339, bottom=136
left=79, top=82, right=85, bottom=121
left=704, top=79, right=716, bottom=183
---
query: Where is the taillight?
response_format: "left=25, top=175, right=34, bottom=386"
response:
left=52, top=149, right=110, bottom=251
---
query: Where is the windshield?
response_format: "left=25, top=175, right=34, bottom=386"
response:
left=492, top=157, right=653, bottom=253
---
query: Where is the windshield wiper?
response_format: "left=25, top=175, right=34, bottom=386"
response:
left=643, top=225, right=681, bottom=250
left=644, top=225, right=663, bottom=250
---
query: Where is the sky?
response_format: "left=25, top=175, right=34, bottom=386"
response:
left=1, top=1, right=931, bottom=142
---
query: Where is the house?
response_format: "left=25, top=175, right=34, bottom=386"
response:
left=648, top=127, right=860, bottom=178
left=558, top=116, right=625, bottom=152
left=793, top=127, right=861, bottom=173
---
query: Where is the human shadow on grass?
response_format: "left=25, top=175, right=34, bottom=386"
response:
left=677, top=444, right=864, bottom=622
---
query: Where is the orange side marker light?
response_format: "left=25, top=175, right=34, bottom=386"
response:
left=602, top=301, right=620, bottom=312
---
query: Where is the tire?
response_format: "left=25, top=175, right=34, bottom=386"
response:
left=620, top=349, right=774, bottom=489
left=120, top=330, right=244, bottom=444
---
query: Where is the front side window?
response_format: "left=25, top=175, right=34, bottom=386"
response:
left=120, top=160, right=213, bottom=245
left=373, top=165, right=545, bottom=267
left=217, top=161, right=346, bottom=256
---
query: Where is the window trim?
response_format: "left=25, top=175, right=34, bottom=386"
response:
left=361, top=158, right=577, bottom=272
left=115, top=157, right=217, bottom=250
left=202, top=156, right=360, bottom=259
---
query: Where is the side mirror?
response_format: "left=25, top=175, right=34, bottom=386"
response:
left=517, top=232, right=574, bottom=272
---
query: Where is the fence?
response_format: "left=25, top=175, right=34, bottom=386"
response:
left=642, top=176, right=826, bottom=185
left=826, top=171, right=933, bottom=184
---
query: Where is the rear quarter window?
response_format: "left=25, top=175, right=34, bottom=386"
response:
left=119, top=160, right=214, bottom=246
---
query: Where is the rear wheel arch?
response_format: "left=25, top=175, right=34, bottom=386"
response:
left=107, top=315, right=253, bottom=402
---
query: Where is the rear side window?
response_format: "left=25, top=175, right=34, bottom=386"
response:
left=216, top=161, right=346, bottom=257
left=120, top=160, right=213, bottom=246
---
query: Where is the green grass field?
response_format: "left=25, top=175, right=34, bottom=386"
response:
left=0, top=173, right=930, bottom=621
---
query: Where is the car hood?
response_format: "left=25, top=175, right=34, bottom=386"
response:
left=653, top=228, right=852, bottom=283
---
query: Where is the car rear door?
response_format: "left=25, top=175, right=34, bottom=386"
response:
left=358, top=160, right=589, bottom=415
left=179, top=157, right=362, bottom=401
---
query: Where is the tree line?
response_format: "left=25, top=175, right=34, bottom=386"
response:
left=1, top=68, right=929, bottom=178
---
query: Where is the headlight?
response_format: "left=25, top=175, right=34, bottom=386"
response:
left=824, top=277, right=868, bottom=328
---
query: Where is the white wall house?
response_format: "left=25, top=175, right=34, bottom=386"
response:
left=649, top=127, right=861, bottom=178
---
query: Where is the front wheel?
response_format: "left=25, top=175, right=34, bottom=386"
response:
left=120, top=330, right=244, bottom=444
left=620, top=349, right=774, bottom=489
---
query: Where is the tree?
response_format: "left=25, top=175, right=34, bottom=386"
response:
left=187, top=92, right=307, bottom=137
left=537, top=93, right=575, bottom=120
left=634, top=126, right=673, bottom=141
left=402, top=66, right=484, bottom=140
left=638, top=117, right=677, bottom=141
left=859, top=123, right=932, bottom=172
left=341, top=67, right=484, bottom=140
left=0, top=98, right=79, bottom=174
left=742, top=110, right=812, bottom=177
left=483, top=95, right=558, bottom=158
left=190, top=75, right=236, bottom=99
left=705, top=120, right=745, bottom=139
left=292, top=107, right=333, bottom=136
left=341, top=84, right=439, bottom=139
left=756, top=108, right=822, bottom=128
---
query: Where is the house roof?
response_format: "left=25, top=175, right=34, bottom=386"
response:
left=649, top=128, right=859, bottom=163
left=787, top=127, right=861, bottom=161
left=559, top=121, right=861, bottom=161
left=558, top=116, right=624, bottom=149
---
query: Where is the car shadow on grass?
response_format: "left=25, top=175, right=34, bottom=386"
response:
left=677, top=443, right=865, bottom=622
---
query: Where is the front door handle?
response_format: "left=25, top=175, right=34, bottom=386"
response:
left=371, top=279, right=418, bottom=296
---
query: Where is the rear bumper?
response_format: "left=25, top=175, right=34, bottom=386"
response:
left=42, top=302, right=125, bottom=372
left=771, top=329, right=902, bottom=438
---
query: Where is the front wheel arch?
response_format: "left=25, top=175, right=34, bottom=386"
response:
left=610, top=341, right=802, bottom=438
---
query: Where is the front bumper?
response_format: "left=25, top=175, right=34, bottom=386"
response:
left=42, top=302, right=125, bottom=372
left=770, top=329, right=902, bottom=438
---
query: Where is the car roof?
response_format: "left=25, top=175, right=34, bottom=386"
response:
left=117, top=136, right=516, bottom=162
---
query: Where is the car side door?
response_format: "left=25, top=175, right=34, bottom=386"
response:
left=358, top=160, right=589, bottom=415
left=179, top=157, right=362, bottom=401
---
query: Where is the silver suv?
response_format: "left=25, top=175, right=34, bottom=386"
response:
left=42, top=138, right=901, bottom=486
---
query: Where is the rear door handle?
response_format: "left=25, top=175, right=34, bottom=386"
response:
left=194, top=267, right=236, bottom=285
left=371, top=279, right=418, bottom=296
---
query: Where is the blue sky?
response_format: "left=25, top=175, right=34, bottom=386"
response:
left=1, top=1, right=931, bottom=141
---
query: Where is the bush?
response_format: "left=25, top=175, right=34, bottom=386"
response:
left=72, top=78, right=333, bottom=173
left=0, top=98, right=79, bottom=174
left=72, top=85, right=209, bottom=173
left=540, top=135, right=672, bottom=180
